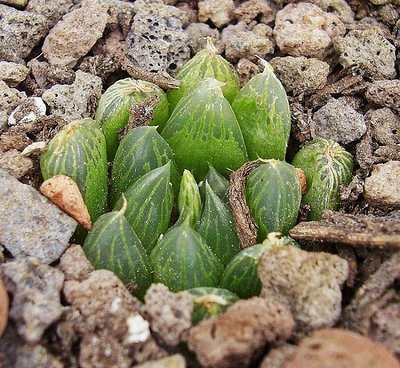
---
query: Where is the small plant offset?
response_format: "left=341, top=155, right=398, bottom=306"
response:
left=39, top=42, right=354, bottom=311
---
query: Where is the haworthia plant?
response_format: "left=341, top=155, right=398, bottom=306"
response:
left=83, top=197, right=152, bottom=299
left=161, top=77, right=248, bottom=180
left=40, top=118, right=108, bottom=225
left=292, top=137, right=354, bottom=220
left=197, top=182, right=240, bottom=266
left=150, top=218, right=224, bottom=292
left=95, top=78, right=169, bottom=160
left=113, top=162, right=173, bottom=253
left=188, top=287, right=239, bottom=324
left=246, top=159, right=301, bottom=239
left=167, top=38, right=240, bottom=112
left=175, top=169, right=202, bottom=227
left=110, top=126, right=180, bottom=206
left=232, top=59, right=291, bottom=161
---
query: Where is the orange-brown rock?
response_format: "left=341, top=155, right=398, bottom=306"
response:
left=40, top=175, right=92, bottom=230
left=0, top=276, right=8, bottom=337
left=284, top=328, right=400, bottom=368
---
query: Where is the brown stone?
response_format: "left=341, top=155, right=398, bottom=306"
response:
left=40, top=175, right=92, bottom=230
left=284, top=328, right=400, bottom=368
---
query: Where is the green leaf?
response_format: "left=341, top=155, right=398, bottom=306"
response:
left=197, top=182, right=240, bottom=266
left=232, top=59, right=291, bottom=161
left=245, top=160, right=301, bottom=239
left=175, top=169, right=202, bottom=227
left=95, top=78, right=169, bottom=160
left=114, top=163, right=174, bottom=253
left=83, top=198, right=152, bottom=299
left=199, top=164, right=229, bottom=204
left=292, top=137, right=354, bottom=220
left=110, top=126, right=180, bottom=206
left=167, top=38, right=240, bottom=112
left=150, top=219, right=224, bottom=292
left=162, top=78, right=248, bottom=180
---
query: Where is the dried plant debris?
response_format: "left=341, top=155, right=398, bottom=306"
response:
left=40, top=175, right=92, bottom=230
left=0, top=257, right=64, bottom=343
left=0, top=276, right=9, bottom=338
left=290, top=211, right=400, bottom=248
left=343, top=251, right=400, bottom=357
left=258, top=246, right=348, bottom=337
left=228, top=160, right=262, bottom=249
left=188, top=297, right=294, bottom=368
left=284, top=328, right=400, bottom=368
left=144, top=283, right=193, bottom=347
left=121, top=57, right=180, bottom=90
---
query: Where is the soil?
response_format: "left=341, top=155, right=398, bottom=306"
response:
left=0, top=0, right=399, bottom=367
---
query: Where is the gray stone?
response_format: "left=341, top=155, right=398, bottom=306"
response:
left=233, top=0, right=277, bottom=24
left=0, top=257, right=64, bottom=343
left=0, top=5, right=48, bottom=62
left=270, top=56, right=330, bottom=95
left=102, top=0, right=136, bottom=37
left=26, top=0, right=74, bottom=28
left=58, top=244, right=94, bottom=281
left=198, top=0, right=235, bottom=28
left=0, top=61, right=29, bottom=87
left=42, top=0, right=109, bottom=68
left=14, top=344, right=64, bottom=368
left=42, top=70, right=102, bottom=120
left=366, top=79, right=400, bottom=113
left=0, top=170, right=77, bottom=264
left=222, top=22, right=274, bottom=63
left=28, top=59, right=75, bottom=90
left=8, top=96, right=47, bottom=126
left=0, top=149, right=34, bottom=179
left=274, top=3, right=345, bottom=59
left=185, top=23, right=224, bottom=54
left=334, top=28, right=397, bottom=80
left=0, top=324, right=63, bottom=368
left=126, top=0, right=190, bottom=75
left=313, top=98, right=367, bottom=144
left=144, top=284, right=193, bottom=347
left=258, top=246, right=348, bottom=336
left=364, top=161, right=400, bottom=208
left=368, top=108, right=400, bottom=146
left=0, top=80, right=27, bottom=115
